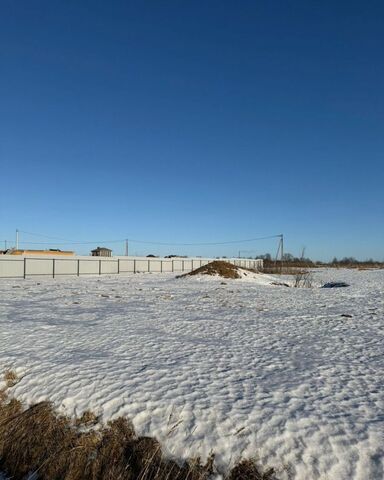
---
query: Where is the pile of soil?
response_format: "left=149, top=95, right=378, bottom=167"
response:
left=180, top=261, right=243, bottom=279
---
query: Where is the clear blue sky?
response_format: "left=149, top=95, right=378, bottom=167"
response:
left=1, top=1, right=383, bottom=260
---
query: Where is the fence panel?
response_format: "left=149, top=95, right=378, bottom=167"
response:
left=78, top=260, right=99, bottom=275
left=183, top=260, right=193, bottom=271
left=135, top=259, right=149, bottom=272
left=0, top=258, right=24, bottom=278
left=150, top=260, right=162, bottom=273
left=101, top=261, right=119, bottom=275
left=0, top=256, right=263, bottom=279
left=191, top=259, right=201, bottom=270
left=118, top=259, right=135, bottom=273
left=161, top=261, right=173, bottom=272
left=172, top=260, right=182, bottom=272
left=54, top=259, right=78, bottom=276
left=25, top=258, right=53, bottom=276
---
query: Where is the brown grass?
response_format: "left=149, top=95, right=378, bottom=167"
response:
left=0, top=396, right=213, bottom=480
left=227, top=460, right=276, bottom=480
left=75, top=409, right=100, bottom=427
left=3, top=369, right=19, bottom=388
left=262, top=265, right=309, bottom=276
left=179, top=261, right=242, bottom=279
left=0, top=378, right=277, bottom=480
left=261, top=259, right=314, bottom=276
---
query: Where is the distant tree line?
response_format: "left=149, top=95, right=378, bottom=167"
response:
left=255, top=253, right=314, bottom=265
left=330, top=257, right=383, bottom=266
left=252, top=253, right=383, bottom=267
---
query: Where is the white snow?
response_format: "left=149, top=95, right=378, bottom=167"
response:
left=0, top=269, right=383, bottom=479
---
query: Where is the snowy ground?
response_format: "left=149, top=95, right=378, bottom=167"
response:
left=0, top=269, right=383, bottom=479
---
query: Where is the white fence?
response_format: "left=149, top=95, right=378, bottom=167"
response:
left=0, top=256, right=263, bottom=279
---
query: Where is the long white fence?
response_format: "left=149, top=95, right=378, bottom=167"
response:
left=0, top=255, right=263, bottom=279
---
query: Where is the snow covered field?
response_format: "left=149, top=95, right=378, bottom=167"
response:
left=0, top=269, right=383, bottom=479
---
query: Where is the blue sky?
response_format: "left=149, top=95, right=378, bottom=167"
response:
left=1, top=1, right=383, bottom=260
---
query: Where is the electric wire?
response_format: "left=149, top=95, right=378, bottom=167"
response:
left=5, top=231, right=282, bottom=247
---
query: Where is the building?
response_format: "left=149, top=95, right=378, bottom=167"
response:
left=9, top=249, right=75, bottom=256
left=91, top=246, right=112, bottom=257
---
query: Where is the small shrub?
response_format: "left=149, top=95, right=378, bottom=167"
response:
left=293, top=271, right=313, bottom=288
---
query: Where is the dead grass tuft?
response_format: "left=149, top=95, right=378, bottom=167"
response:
left=227, top=459, right=276, bottom=480
left=3, top=369, right=19, bottom=388
left=75, top=409, right=100, bottom=427
left=0, top=370, right=18, bottom=404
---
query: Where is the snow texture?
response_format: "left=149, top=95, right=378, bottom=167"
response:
left=0, top=269, right=383, bottom=479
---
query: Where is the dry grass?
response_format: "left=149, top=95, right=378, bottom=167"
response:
left=262, top=265, right=309, bottom=275
left=3, top=369, right=19, bottom=388
left=0, top=378, right=276, bottom=480
left=179, top=261, right=243, bottom=279
left=227, top=460, right=276, bottom=480
left=75, top=409, right=100, bottom=427
left=0, top=396, right=213, bottom=480
left=293, top=271, right=313, bottom=288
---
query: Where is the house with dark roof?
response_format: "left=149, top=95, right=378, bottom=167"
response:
left=91, top=246, right=112, bottom=257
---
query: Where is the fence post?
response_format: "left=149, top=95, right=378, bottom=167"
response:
left=117, top=259, right=120, bottom=274
left=133, top=259, right=136, bottom=273
left=23, top=257, right=26, bottom=279
left=77, top=259, right=80, bottom=276
left=182, top=260, right=184, bottom=271
left=53, top=259, right=55, bottom=279
left=148, top=259, right=150, bottom=272
left=160, top=260, right=163, bottom=273
left=99, top=260, right=102, bottom=275
left=172, top=260, right=174, bottom=272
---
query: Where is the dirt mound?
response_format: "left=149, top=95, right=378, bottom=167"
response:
left=180, top=261, right=242, bottom=279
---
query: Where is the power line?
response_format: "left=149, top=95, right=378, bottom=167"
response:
left=18, top=230, right=77, bottom=242
left=9, top=231, right=282, bottom=247
left=16, top=239, right=124, bottom=246
left=118, top=234, right=282, bottom=246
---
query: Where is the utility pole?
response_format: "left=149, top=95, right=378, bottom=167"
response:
left=274, top=242, right=279, bottom=272
left=280, top=234, right=284, bottom=274
left=16, top=229, right=19, bottom=250
left=125, top=239, right=129, bottom=256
